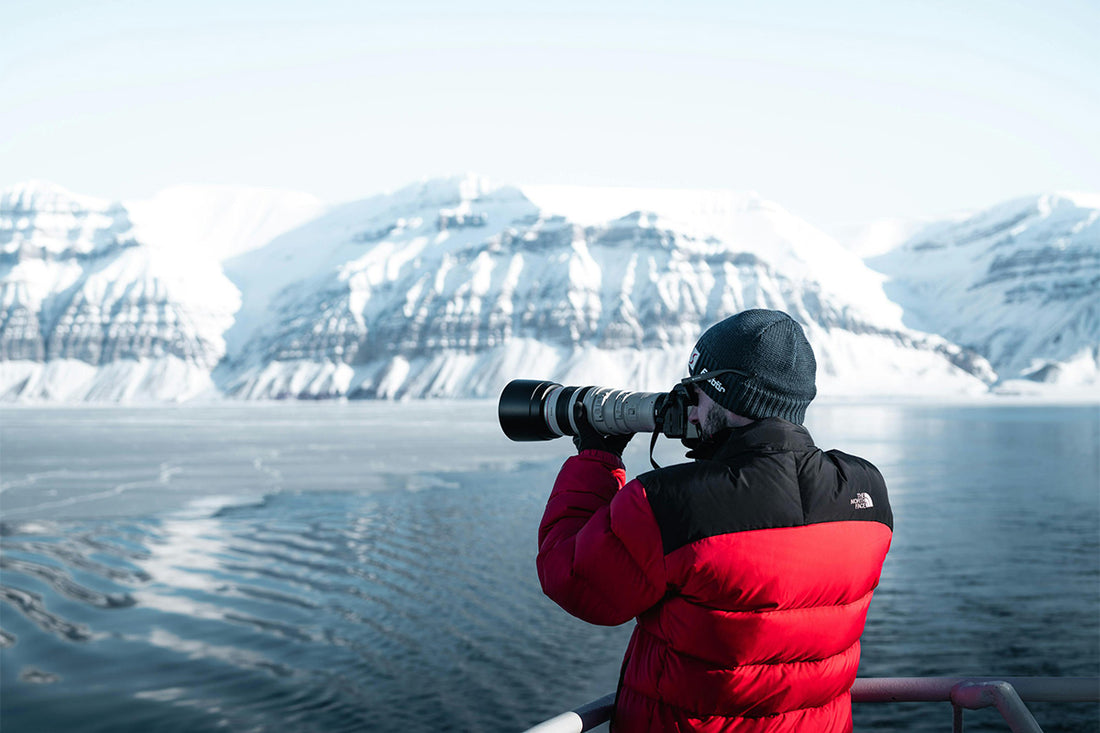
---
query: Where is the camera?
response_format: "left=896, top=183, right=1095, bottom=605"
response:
left=498, top=379, right=699, bottom=442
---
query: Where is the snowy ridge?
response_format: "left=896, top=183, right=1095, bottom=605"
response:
left=127, top=184, right=327, bottom=262
left=1, top=181, right=132, bottom=259
left=522, top=184, right=904, bottom=326
left=869, top=193, right=1099, bottom=392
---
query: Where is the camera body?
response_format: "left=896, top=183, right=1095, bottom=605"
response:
left=498, top=379, right=699, bottom=442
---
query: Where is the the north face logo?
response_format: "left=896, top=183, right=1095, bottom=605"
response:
left=851, top=493, right=874, bottom=509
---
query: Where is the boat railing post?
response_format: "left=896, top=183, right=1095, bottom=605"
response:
left=950, top=680, right=1044, bottom=733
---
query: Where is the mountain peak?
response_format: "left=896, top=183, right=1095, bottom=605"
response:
left=898, top=191, right=1100, bottom=254
left=1, top=181, right=133, bottom=259
left=519, top=184, right=768, bottom=229
left=1048, top=191, right=1100, bottom=210
left=1, top=181, right=115, bottom=215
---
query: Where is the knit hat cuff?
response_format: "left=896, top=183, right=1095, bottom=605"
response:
left=726, top=379, right=810, bottom=425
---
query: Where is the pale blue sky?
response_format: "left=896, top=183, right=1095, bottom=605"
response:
left=3, top=0, right=1097, bottom=236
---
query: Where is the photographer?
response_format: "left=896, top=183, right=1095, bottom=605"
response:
left=536, top=309, right=893, bottom=732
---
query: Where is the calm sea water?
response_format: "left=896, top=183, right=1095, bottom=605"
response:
left=1, top=401, right=1097, bottom=732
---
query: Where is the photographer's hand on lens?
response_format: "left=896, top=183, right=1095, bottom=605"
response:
left=572, top=403, right=634, bottom=457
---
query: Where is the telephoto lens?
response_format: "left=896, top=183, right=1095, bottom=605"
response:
left=498, top=379, right=667, bottom=442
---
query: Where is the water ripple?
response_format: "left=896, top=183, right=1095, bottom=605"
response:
left=0, top=585, right=94, bottom=642
left=14, top=539, right=152, bottom=581
left=0, top=556, right=136, bottom=608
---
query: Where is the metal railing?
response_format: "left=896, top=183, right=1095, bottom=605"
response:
left=522, top=677, right=1100, bottom=733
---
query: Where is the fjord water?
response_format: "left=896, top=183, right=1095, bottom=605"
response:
left=1, top=402, right=1097, bottom=732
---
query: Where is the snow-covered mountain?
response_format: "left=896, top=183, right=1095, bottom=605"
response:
left=868, top=193, right=1100, bottom=392
left=218, top=176, right=992, bottom=400
left=1, top=176, right=1093, bottom=403
left=0, top=182, right=241, bottom=400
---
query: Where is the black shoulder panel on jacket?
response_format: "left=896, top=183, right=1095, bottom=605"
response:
left=802, top=449, right=893, bottom=530
left=638, top=456, right=805, bottom=555
left=638, top=447, right=892, bottom=555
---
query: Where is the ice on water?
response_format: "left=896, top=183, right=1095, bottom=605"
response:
left=0, top=402, right=567, bottom=521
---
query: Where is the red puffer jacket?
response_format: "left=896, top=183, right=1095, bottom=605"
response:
left=537, top=419, right=893, bottom=732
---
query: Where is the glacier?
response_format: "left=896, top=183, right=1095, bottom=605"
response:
left=1, top=176, right=1095, bottom=403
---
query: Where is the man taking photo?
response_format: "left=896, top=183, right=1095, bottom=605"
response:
left=537, top=308, right=893, bottom=732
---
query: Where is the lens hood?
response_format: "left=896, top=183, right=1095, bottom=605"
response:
left=498, top=379, right=562, bottom=441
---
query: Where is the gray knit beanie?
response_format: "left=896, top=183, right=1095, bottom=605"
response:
left=688, top=309, right=817, bottom=425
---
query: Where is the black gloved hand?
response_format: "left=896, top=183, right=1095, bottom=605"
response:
left=572, top=403, right=634, bottom=458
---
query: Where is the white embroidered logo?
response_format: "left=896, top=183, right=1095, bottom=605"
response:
left=851, top=493, right=874, bottom=510
left=688, top=348, right=700, bottom=371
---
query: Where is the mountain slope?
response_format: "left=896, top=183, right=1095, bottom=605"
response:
left=0, top=182, right=240, bottom=400
left=868, top=193, right=1100, bottom=390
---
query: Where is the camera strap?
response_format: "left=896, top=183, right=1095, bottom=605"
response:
left=648, top=430, right=662, bottom=470
left=649, top=399, right=671, bottom=470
